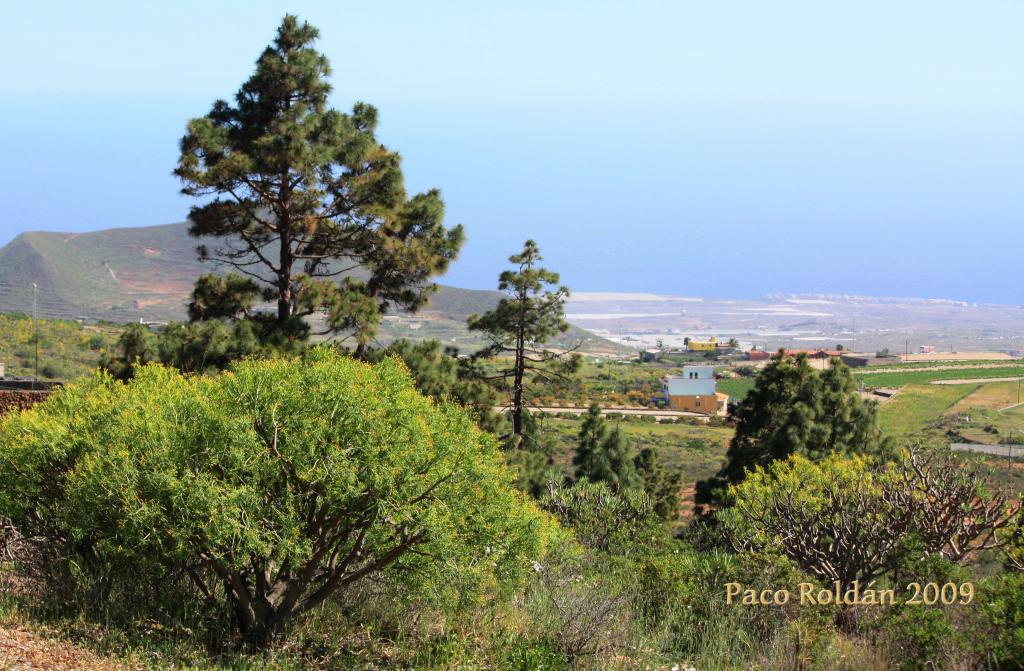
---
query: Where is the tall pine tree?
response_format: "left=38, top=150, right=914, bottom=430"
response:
left=468, top=240, right=579, bottom=444
left=175, top=15, right=463, bottom=350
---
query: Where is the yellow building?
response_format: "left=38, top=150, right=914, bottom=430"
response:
left=687, top=336, right=718, bottom=352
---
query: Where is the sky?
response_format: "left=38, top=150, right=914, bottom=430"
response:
left=1, top=1, right=1022, bottom=303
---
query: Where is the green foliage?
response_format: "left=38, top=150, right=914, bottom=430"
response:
left=0, top=314, right=119, bottom=380
left=468, top=240, right=579, bottom=442
left=973, top=572, right=1024, bottom=668
left=362, top=338, right=497, bottom=431
left=870, top=553, right=972, bottom=670
left=698, top=353, right=888, bottom=505
left=572, top=404, right=642, bottom=492
left=100, top=312, right=308, bottom=377
left=0, top=348, right=549, bottom=645
left=187, top=272, right=263, bottom=321
left=502, top=638, right=568, bottom=671
left=634, top=445, right=683, bottom=521
left=175, top=15, right=463, bottom=347
left=720, top=450, right=1016, bottom=590
left=541, top=479, right=660, bottom=554
left=97, top=322, right=158, bottom=380
left=506, top=409, right=561, bottom=497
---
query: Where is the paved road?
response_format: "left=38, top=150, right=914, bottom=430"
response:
left=951, top=443, right=1024, bottom=459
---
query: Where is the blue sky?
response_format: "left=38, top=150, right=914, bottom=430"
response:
left=1, top=1, right=1022, bottom=302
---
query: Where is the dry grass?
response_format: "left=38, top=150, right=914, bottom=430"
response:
left=0, top=624, right=140, bottom=671
left=949, top=381, right=1024, bottom=413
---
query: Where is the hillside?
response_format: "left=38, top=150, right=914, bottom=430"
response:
left=0, top=223, right=626, bottom=355
left=0, top=222, right=482, bottom=322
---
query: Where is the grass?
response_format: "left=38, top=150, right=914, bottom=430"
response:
left=876, top=380, right=1024, bottom=441
left=853, top=366, right=1024, bottom=388
left=716, top=377, right=755, bottom=403
left=877, top=383, right=979, bottom=436
left=539, top=414, right=732, bottom=517
left=859, top=359, right=1023, bottom=371
left=949, top=380, right=1024, bottom=413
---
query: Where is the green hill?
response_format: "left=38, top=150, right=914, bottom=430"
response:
left=0, top=223, right=208, bottom=322
left=0, top=223, right=626, bottom=355
left=0, top=222, right=512, bottom=323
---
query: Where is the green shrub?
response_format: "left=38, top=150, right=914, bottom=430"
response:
left=0, top=348, right=550, bottom=646
left=971, top=572, right=1024, bottom=669
left=502, top=637, right=568, bottom=670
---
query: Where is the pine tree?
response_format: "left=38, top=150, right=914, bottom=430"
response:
left=634, top=446, right=682, bottom=521
left=696, top=351, right=888, bottom=507
left=468, top=240, right=579, bottom=445
left=573, top=403, right=610, bottom=478
left=175, top=15, right=463, bottom=350
left=98, top=323, right=157, bottom=381
left=602, top=426, right=642, bottom=491
left=573, top=404, right=641, bottom=491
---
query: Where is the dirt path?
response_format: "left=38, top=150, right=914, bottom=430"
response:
left=503, top=405, right=711, bottom=420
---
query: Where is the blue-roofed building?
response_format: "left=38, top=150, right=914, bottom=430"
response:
left=661, top=365, right=729, bottom=416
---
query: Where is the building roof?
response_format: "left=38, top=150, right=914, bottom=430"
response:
left=715, top=392, right=730, bottom=401
left=780, top=349, right=843, bottom=358
left=665, top=377, right=716, bottom=397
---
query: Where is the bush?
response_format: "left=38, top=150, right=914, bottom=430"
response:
left=972, top=572, right=1024, bottom=668
left=524, top=548, right=632, bottom=670
left=541, top=480, right=660, bottom=554
left=720, top=449, right=1017, bottom=590
left=0, top=348, right=550, bottom=646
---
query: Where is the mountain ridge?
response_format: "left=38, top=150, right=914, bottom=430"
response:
left=0, top=222, right=498, bottom=322
left=0, top=222, right=627, bottom=355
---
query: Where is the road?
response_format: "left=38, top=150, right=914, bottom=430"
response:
left=500, top=406, right=712, bottom=421
left=950, top=443, right=1024, bottom=459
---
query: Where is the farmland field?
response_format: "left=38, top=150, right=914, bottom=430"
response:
left=717, top=377, right=755, bottom=403
left=860, top=359, right=1021, bottom=371
left=877, top=383, right=979, bottom=436
left=948, top=380, right=1024, bottom=413
left=853, top=365, right=1024, bottom=388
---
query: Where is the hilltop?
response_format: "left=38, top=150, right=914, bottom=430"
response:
left=0, top=223, right=625, bottom=355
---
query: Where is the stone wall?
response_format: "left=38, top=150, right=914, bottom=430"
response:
left=0, top=390, right=52, bottom=417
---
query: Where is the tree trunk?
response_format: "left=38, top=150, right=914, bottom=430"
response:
left=512, top=351, right=524, bottom=440
left=511, top=294, right=527, bottom=441
left=277, top=166, right=293, bottom=323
